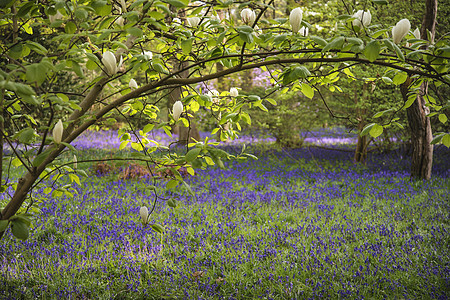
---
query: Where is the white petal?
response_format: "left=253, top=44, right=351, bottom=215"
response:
left=413, top=28, right=421, bottom=39
left=172, top=101, right=183, bottom=121
left=53, top=119, right=63, bottom=144
left=392, top=19, right=411, bottom=44
left=230, top=87, right=239, bottom=97
left=289, top=8, right=303, bottom=33
left=129, top=79, right=138, bottom=90
left=102, top=51, right=117, bottom=75
left=139, top=206, right=149, bottom=224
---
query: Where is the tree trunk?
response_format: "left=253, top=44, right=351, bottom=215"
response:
left=403, top=82, right=433, bottom=180
left=354, top=84, right=367, bottom=163
left=403, top=0, right=437, bottom=180
left=354, top=121, right=367, bottom=163
left=168, top=61, right=200, bottom=145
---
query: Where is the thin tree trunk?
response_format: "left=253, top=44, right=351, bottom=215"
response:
left=168, top=60, right=200, bottom=145
left=403, top=0, right=437, bottom=180
left=354, top=84, right=367, bottom=163
left=354, top=121, right=367, bottom=163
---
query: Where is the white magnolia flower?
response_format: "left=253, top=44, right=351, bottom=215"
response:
left=207, top=90, right=220, bottom=103
left=129, top=79, right=138, bottom=90
left=187, top=17, right=201, bottom=27
left=49, top=10, right=63, bottom=23
left=139, top=206, right=149, bottom=225
left=142, top=51, right=153, bottom=60
left=253, top=25, right=262, bottom=36
left=115, top=16, right=124, bottom=26
left=299, top=26, right=309, bottom=37
left=241, top=8, right=256, bottom=25
left=172, top=17, right=181, bottom=24
left=352, top=10, right=371, bottom=27
left=102, top=51, right=123, bottom=75
left=392, top=19, right=411, bottom=44
left=53, top=119, right=63, bottom=144
left=413, top=28, right=421, bottom=39
left=289, top=7, right=303, bottom=33
left=172, top=101, right=183, bottom=121
left=229, top=87, right=239, bottom=97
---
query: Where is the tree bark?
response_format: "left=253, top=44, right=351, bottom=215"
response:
left=354, top=121, right=367, bottom=163
left=403, top=0, right=437, bottom=180
left=354, top=84, right=368, bottom=163
left=168, top=61, right=200, bottom=145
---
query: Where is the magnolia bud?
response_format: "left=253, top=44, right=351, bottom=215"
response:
left=352, top=10, right=371, bottom=27
left=230, top=87, right=239, bottom=97
left=289, top=7, right=303, bottom=34
left=139, top=206, right=149, bottom=225
left=129, top=79, right=138, bottom=90
left=142, top=51, right=153, bottom=60
left=240, top=8, right=256, bottom=25
left=299, top=26, right=309, bottom=37
left=115, top=16, right=124, bottom=26
left=172, top=101, right=183, bottom=121
left=73, top=155, right=77, bottom=169
left=102, top=51, right=122, bottom=75
left=187, top=17, right=200, bottom=27
left=413, top=28, right=420, bottom=39
left=49, top=10, right=63, bottom=23
left=53, top=120, right=63, bottom=144
left=392, top=19, right=411, bottom=44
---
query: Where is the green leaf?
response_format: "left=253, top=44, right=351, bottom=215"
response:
left=363, top=40, right=381, bottom=62
left=11, top=219, right=29, bottom=240
left=18, top=127, right=36, bottom=144
left=166, top=179, right=178, bottom=189
left=25, top=41, right=48, bottom=55
left=322, top=37, right=345, bottom=52
left=311, top=36, right=327, bottom=47
left=369, top=124, right=383, bottom=138
left=143, top=123, right=155, bottom=133
left=346, top=37, right=363, bottom=45
left=126, top=27, right=143, bottom=38
left=273, top=34, right=288, bottom=45
left=181, top=38, right=193, bottom=55
left=438, top=113, right=448, bottom=124
left=393, top=43, right=405, bottom=61
left=150, top=223, right=165, bottom=234
left=382, top=77, right=393, bottom=84
left=372, top=0, right=389, bottom=4
left=361, top=123, right=375, bottom=136
left=238, top=31, right=253, bottom=44
left=293, top=66, right=311, bottom=79
left=152, top=63, right=168, bottom=74
left=32, top=148, right=52, bottom=167
left=301, top=83, right=314, bottom=99
left=182, top=180, right=196, bottom=198
left=431, top=133, right=444, bottom=145
left=162, top=0, right=188, bottom=8
left=65, top=21, right=77, bottom=34
left=373, top=108, right=394, bottom=118
left=392, top=72, right=408, bottom=85
left=26, top=64, right=46, bottom=85
left=0, top=220, right=8, bottom=232
left=167, top=198, right=176, bottom=208
left=443, top=134, right=450, bottom=147
left=185, top=147, right=202, bottom=163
